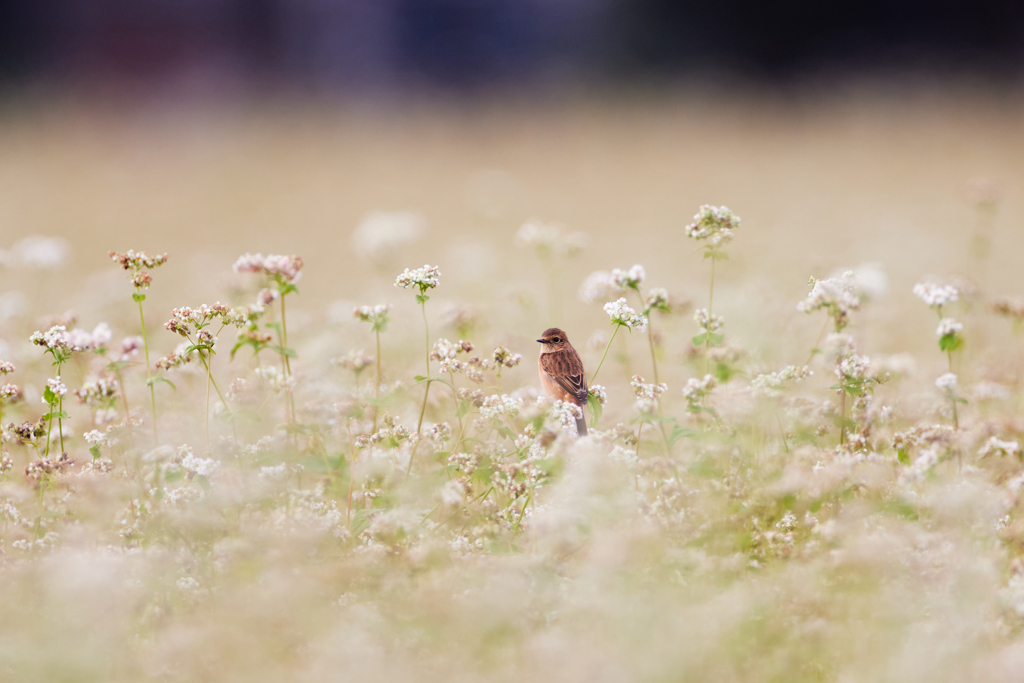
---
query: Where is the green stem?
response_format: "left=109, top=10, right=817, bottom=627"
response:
left=839, top=391, right=846, bottom=446
left=416, top=300, right=431, bottom=435
left=280, top=294, right=296, bottom=423
left=635, top=289, right=659, bottom=385
left=705, top=257, right=717, bottom=375
left=138, top=298, right=158, bottom=444
left=589, top=324, right=621, bottom=387
left=775, top=409, right=790, bottom=454
left=374, top=328, right=381, bottom=434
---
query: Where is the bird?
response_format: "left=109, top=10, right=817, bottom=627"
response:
left=536, top=327, right=588, bottom=436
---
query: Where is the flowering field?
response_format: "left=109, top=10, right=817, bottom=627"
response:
left=3, top=99, right=1024, bottom=681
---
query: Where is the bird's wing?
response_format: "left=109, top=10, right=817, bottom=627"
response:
left=540, top=348, right=588, bottom=405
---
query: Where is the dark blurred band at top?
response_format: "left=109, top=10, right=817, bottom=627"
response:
left=2, top=0, right=1023, bottom=92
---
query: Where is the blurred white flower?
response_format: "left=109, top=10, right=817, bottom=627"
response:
left=351, top=211, right=426, bottom=264
left=0, top=236, right=70, bottom=269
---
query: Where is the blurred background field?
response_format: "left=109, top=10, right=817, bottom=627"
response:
left=5, top=2, right=1024, bottom=682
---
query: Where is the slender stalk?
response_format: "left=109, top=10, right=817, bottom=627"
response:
left=280, top=295, right=296, bottom=423
left=416, top=300, right=431, bottom=435
left=705, top=258, right=717, bottom=375
left=589, top=324, right=621, bottom=387
left=937, top=308, right=960, bottom=430
left=373, top=329, right=381, bottom=433
left=205, top=350, right=212, bottom=445
left=634, top=290, right=659, bottom=385
left=346, top=420, right=356, bottom=524
left=839, top=391, right=847, bottom=446
left=775, top=409, right=790, bottom=454
left=138, top=299, right=158, bottom=444
left=448, top=371, right=464, bottom=441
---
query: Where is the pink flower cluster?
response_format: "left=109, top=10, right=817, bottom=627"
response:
left=233, top=253, right=304, bottom=284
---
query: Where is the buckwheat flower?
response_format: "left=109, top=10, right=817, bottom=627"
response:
left=588, top=384, right=608, bottom=405
left=430, top=422, right=452, bottom=444
left=156, top=342, right=195, bottom=371
left=180, top=447, right=219, bottom=477
left=45, top=378, right=67, bottom=400
left=797, top=272, right=861, bottom=330
left=684, top=205, right=740, bottom=245
left=913, top=282, right=959, bottom=308
left=395, top=264, right=441, bottom=292
left=979, top=436, right=1020, bottom=459
left=604, top=298, right=648, bottom=332
left=646, top=288, right=670, bottom=312
left=351, top=211, right=426, bottom=263
left=682, top=375, right=716, bottom=405
left=1, top=384, right=22, bottom=402
left=750, top=365, right=813, bottom=398
left=515, top=221, right=587, bottom=258
left=0, top=361, right=13, bottom=375
left=481, top=394, right=524, bottom=419
left=177, top=577, right=201, bottom=592
left=75, top=377, right=118, bottom=405
left=119, top=336, right=143, bottom=360
left=836, top=354, right=871, bottom=381
left=693, top=308, right=724, bottom=334
left=234, top=253, right=304, bottom=284
left=439, top=302, right=479, bottom=336
left=255, top=366, right=295, bottom=394
left=631, top=375, right=667, bottom=401
left=936, top=318, right=963, bottom=337
left=84, top=430, right=107, bottom=446
left=935, top=372, right=958, bottom=391
left=441, top=479, right=467, bottom=506
left=611, top=264, right=646, bottom=290
left=492, top=346, right=522, bottom=369
left=993, top=298, right=1024, bottom=322
left=30, top=325, right=72, bottom=353
left=109, top=250, right=169, bottom=272
left=353, top=304, right=392, bottom=332
left=579, top=271, right=616, bottom=303
left=550, top=399, right=583, bottom=431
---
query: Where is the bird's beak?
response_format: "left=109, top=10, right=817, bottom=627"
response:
left=536, top=339, right=548, bottom=344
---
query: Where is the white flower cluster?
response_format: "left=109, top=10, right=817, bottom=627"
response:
left=549, top=399, right=583, bottom=431
left=0, top=360, right=13, bottom=375
left=646, top=288, right=670, bottom=311
left=913, top=282, right=959, bottom=308
left=603, top=298, right=648, bottom=332
left=431, top=338, right=474, bottom=373
left=84, top=430, right=108, bottom=446
left=180, top=447, right=219, bottom=477
left=165, top=303, right=231, bottom=336
left=836, top=354, right=872, bottom=381
left=394, top=264, right=441, bottom=290
left=234, top=253, right=304, bottom=284
left=935, top=372, right=958, bottom=391
left=588, top=384, right=608, bottom=405
left=611, top=264, right=646, bottom=290
left=978, top=436, right=1020, bottom=459
left=44, top=378, right=67, bottom=401
left=353, top=304, right=392, bottom=330
left=480, top=394, right=524, bottom=420
left=31, top=323, right=111, bottom=354
left=579, top=271, right=615, bottom=303
left=631, top=375, right=667, bottom=401
left=797, top=272, right=861, bottom=324
left=693, top=308, right=723, bottom=333
left=682, top=375, right=716, bottom=405
left=750, top=365, right=813, bottom=398
left=351, top=211, right=425, bottom=262
left=936, top=318, right=963, bottom=337
left=684, top=205, right=740, bottom=245
left=515, top=221, right=587, bottom=257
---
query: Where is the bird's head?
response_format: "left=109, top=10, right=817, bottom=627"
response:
left=537, top=327, right=570, bottom=352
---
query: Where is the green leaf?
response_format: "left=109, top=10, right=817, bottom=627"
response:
left=707, top=333, right=724, bottom=347
left=714, top=362, right=734, bottom=383
left=351, top=508, right=371, bottom=536
left=41, top=410, right=70, bottom=421
left=415, top=294, right=430, bottom=305
left=265, top=322, right=282, bottom=334
left=106, top=360, right=138, bottom=372
left=586, top=392, right=603, bottom=429
left=132, top=292, right=146, bottom=302
left=691, top=333, right=707, bottom=346
left=938, top=333, right=962, bottom=353
left=669, top=425, right=697, bottom=446
left=270, top=344, right=298, bottom=358
left=146, top=376, right=177, bottom=391
left=43, top=386, right=56, bottom=405
left=89, top=445, right=101, bottom=459
left=897, top=449, right=910, bottom=465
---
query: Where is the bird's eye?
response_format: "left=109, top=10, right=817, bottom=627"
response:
left=553, top=337, right=560, bottom=343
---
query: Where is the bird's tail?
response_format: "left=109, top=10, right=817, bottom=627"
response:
left=575, top=415, right=588, bottom=436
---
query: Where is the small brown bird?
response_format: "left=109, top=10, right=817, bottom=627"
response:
left=537, top=327, right=588, bottom=435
